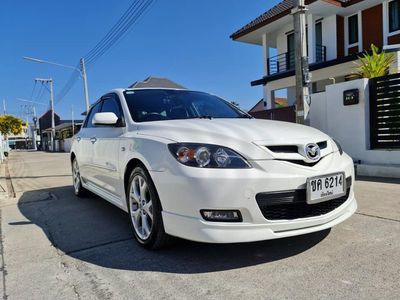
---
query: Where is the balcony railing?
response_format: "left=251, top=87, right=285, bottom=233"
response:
left=267, top=44, right=327, bottom=76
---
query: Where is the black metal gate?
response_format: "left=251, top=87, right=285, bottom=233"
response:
left=369, top=73, right=400, bottom=149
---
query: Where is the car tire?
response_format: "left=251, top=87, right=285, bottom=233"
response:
left=127, top=165, right=174, bottom=249
left=72, top=157, right=88, bottom=197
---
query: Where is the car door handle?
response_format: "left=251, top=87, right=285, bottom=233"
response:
left=90, top=137, right=97, bottom=144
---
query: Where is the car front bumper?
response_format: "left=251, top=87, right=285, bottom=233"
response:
left=150, top=151, right=357, bottom=243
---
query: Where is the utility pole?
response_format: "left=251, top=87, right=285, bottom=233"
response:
left=2, top=99, right=6, bottom=115
left=35, top=78, right=55, bottom=152
left=25, top=116, right=29, bottom=149
left=32, top=106, right=37, bottom=151
left=293, top=0, right=311, bottom=124
left=80, top=58, right=90, bottom=113
left=24, top=56, right=91, bottom=115
left=71, top=105, right=75, bottom=136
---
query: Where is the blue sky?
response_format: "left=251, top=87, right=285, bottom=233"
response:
left=0, top=0, right=280, bottom=120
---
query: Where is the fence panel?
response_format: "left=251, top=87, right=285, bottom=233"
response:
left=369, top=73, right=400, bottom=149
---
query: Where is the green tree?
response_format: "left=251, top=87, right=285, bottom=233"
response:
left=0, top=115, right=26, bottom=139
left=354, top=44, right=395, bottom=79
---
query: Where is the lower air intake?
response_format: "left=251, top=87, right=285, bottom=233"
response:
left=256, top=177, right=351, bottom=220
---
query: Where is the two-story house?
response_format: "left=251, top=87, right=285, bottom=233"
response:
left=231, top=0, right=400, bottom=111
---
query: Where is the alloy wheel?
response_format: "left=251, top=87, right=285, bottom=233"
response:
left=72, top=159, right=81, bottom=194
left=129, top=174, right=153, bottom=240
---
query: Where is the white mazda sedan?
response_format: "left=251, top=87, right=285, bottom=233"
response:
left=71, top=88, right=357, bottom=249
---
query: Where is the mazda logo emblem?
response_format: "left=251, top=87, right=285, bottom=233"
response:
left=304, top=143, right=321, bottom=161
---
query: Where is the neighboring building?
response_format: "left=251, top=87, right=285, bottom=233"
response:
left=43, top=121, right=83, bottom=152
left=39, top=109, right=83, bottom=151
left=231, top=0, right=400, bottom=110
left=129, top=76, right=186, bottom=89
left=7, top=125, right=29, bottom=150
left=248, top=99, right=267, bottom=114
left=39, top=110, right=61, bottom=151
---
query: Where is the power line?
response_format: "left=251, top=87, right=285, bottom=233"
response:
left=30, top=81, right=37, bottom=100
left=37, top=83, right=46, bottom=102
left=85, top=0, right=155, bottom=66
left=84, top=0, right=143, bottom=61
left=55, top=67, right=80, bottom=103
left=55, top=0, right=156, bottom=103
left=35, top=83, right=44, bottom=101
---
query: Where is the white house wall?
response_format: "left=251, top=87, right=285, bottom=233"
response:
left=309, top=92, right=328, bottom=133
left=275, top=23, right=293, bottom=57
left=271, top=14, right=338, bottom=64
left=321, top=15, right=337, bottom=61
left=310, top=79, right=400, bottom=165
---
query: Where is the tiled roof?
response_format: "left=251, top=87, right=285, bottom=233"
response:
left=129, top=76, right=186, bottom=89
left=230, top=0, right=358, bottom=40
left=230, top=0, right=295, bottom=40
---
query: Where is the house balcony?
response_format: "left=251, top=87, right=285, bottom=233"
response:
left=266, top=44, right=327, bottom=76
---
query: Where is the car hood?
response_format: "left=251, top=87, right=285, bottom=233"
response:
left=137, top=118, right=331, bottom=160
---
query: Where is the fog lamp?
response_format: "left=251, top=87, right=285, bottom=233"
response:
left=200, top=210, right=242, bottom=222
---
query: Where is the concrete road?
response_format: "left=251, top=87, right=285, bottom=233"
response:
left=0, top=151, right=399, bottom=300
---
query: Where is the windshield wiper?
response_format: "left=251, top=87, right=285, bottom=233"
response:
left=237, top=114, right=253, bottom=119
left=196, top=115, right=213, bottom=120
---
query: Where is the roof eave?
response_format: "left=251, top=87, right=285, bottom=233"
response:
left=230, top=0, right=353, bottom=41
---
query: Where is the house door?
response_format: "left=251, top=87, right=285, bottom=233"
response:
left=287, top=33, right=295, bottom=70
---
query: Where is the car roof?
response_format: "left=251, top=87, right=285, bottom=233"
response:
left=110, top=87, right=210, bottom=94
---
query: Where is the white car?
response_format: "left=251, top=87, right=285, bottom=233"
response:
left=71, top=88, right=357, bottom=249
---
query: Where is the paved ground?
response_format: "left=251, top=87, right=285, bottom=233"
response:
left=0, top=151, right=399, bottom=300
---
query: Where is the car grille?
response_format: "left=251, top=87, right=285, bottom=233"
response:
left=265, top=141, right=328, bottom=167
left=266, top=141, right=328, bottom=154
left=256, top=177, right=352, bottom=221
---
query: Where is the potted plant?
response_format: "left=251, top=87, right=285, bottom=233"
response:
left=351, top=44, right=395, bottom=79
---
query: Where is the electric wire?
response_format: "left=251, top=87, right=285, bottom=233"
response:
left=55, top=0, right=156, bottom=103
left=84, top=0, right=154, bottom=66
left=83, top=0, right=143, bottom=62
left=30, top=81, right=37, bottom=101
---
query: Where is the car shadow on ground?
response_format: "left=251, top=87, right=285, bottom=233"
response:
left=16, top=186, right=330, bottom=274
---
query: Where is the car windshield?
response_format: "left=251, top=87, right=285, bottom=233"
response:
left=124, top=89, right=250, bottom=122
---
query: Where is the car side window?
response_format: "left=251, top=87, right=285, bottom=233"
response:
left=84, top=101, right=102, bottom=128
left=101, top=95, right=125, bottom=126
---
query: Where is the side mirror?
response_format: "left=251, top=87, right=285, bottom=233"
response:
left=92, top=112, right=119, bottom=126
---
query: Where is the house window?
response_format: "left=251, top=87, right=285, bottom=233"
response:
left=348, top=14, right=359, bottom=45
left=389, top=0, right=400, bottom=33
left=287, top=33, right=295, bottom=70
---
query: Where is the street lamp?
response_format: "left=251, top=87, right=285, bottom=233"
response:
left=23, top=56, right=90, bottom=113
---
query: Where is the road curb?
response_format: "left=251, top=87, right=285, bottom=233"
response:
left=3, top=160, right=15, bottom=198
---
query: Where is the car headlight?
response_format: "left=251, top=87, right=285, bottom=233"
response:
left=168, top=143, right=252, bottom=168
left=332, top=139, right=343, bottom=155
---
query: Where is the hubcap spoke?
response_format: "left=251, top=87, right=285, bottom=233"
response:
left=131, top=209, right=140, bottom=227
left=143, top=201, right=153, bottom=220
left=139, top=178, right=147, bottom=199
left=73, top=161, right=80, bottom=191
left=142, top=214, right=150, bottom=236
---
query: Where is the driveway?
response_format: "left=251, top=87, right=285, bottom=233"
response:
left=0, top=151, right=399, bottom=299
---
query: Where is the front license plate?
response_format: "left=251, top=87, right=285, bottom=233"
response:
left=306, top=172, right=346, bottom=204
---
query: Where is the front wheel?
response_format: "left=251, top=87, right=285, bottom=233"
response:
left=72, top=158, right=88, bottom=197
left=127, top=166, right=174, bottom=249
